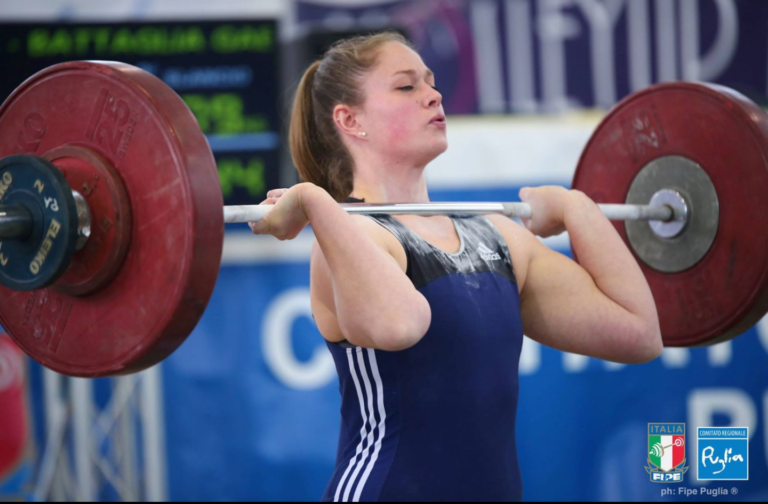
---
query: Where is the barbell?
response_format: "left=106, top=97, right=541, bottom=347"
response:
left=0, top=61, right=767, bottom=377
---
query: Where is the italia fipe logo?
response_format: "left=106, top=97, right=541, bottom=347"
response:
left=646, top=423, right=689, bottom=483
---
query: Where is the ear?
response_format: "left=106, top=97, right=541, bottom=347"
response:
left=333, top=104, right=366, bottom=140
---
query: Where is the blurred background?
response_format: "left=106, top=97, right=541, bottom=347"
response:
left=1, top=0, right=767, bottom=501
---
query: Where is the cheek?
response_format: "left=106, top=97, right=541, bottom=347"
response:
left=377, top=103, right=421, bottom=144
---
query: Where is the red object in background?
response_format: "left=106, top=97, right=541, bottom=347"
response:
left=0, top=334, right=28, bottom=481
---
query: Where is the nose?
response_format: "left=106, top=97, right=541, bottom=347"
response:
left=425, top=85, right=443, bottom=109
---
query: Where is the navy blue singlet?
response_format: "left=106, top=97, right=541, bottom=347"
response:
left=321, top=213, right=525, bottom=502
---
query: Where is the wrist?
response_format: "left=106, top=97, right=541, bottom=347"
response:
left=556, top=190, right=586, bottom=232
left=564, top=189, right=594, bottom=217
left=297, top=183, right=330, bottom=221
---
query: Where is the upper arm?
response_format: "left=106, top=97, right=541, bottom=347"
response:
left=485, top=215, right=648, bottom=361
left=519, top=240, right=632, bottom=357
left=309, top=216, right=407, bottom=344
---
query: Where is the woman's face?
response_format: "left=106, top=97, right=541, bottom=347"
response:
left=354, top=42, right=448, bottom=166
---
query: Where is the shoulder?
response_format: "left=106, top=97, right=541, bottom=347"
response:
left=309, top=215, right=407, bottom=301
left=483, top=213, right=531, bottom=242
left=482, top=214, right=541, bottom=292
left=310, top=214, right=405, bottom=265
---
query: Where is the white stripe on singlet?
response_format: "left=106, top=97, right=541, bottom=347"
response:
left=342, top=348, right=380, bottom=502
left=334, top=349, right=370, bottom=501
left=352, top=349, right=387, bottom=502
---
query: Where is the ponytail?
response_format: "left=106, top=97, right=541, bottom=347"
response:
left=289, top=61, right=334, bottom=195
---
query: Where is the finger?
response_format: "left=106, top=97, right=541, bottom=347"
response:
left=249, top=218, right=270, bottom=235
left=267, top=188, right=288, bottom=198
left=259, top=198, right=278, bottom=205
left=519, top=187, right=532, bottom=202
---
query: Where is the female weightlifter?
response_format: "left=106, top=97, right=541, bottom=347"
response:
left=249, top=32, right=662, bottom=502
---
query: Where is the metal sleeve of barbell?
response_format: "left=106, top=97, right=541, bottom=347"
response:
left=0, top=205, right=33, bottom=241
left=223, top=202, right=678, bottom=224
left=596, top=204, right=674, bottom=222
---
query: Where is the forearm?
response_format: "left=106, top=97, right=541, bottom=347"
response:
left=302, top=185, right=430, bottom=349
left=563, top=190, right=659, bottom=328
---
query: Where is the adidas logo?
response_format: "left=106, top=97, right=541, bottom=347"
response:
left=478, top=242, right=501, bottom=261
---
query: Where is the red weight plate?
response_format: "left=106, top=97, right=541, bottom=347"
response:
left=572, top=82, right=768, bottom=347
left=0, top=62, right=224, bottom=376
left=44, top=146, right=132, bottom=296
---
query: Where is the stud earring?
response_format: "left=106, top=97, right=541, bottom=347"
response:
left=358, top=132, right=367, bottom=137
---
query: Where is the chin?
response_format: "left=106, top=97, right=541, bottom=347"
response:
left=397, top=139, right=449, bottom=166
left=412, top=146, right=447, bottom=167
left=429, top=138, right=449, bottom=159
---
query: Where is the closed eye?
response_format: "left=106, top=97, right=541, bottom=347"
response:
left=397, top=85, right=440, bottom=92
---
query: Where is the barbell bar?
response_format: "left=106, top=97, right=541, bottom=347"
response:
left=0, top=205, right=33, bottom=241
left=222, top=199, right=684, bottom=224
left=0, top=186, right=688, bottom=245
left=0, top=197, right=684, bottom=240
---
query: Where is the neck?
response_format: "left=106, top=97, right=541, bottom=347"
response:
left=350, top=159, right=431, bottom=203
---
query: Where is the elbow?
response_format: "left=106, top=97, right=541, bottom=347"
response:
left=344, top=298, right=432, bottom=351
left=634, top=333, right=663, bottom=364
left=602, top=316, right=662, bottom=365
left=373, top=331, right=421, bottom=352
left=375, top=300, right=432, bottom=351
left=381, top=325, right=430, bottom=351
left=622, top=319, right=663, bottom=364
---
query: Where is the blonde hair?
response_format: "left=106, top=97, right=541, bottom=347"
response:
left=289, top=32, right=414, bottom=201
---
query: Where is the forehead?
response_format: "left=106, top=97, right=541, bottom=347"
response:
left=374, top=41, right=431, bottom=76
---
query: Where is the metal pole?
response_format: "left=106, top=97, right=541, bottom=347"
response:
left=223, top=201, right=682, bottom=224
left=38, top=369, right=68, bottom=502
left=70, top=377, right=96, bottom=502
left=140, top=365, right=168, bottom=502
left=116, top=376, right=139, bottom=502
